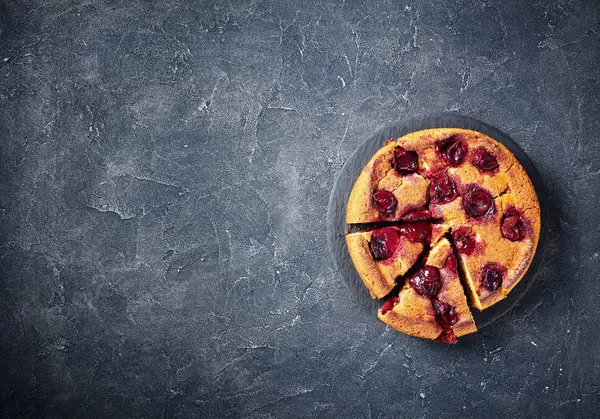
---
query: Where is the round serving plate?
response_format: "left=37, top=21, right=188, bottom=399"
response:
left=326, top=113, right=549, bottom=330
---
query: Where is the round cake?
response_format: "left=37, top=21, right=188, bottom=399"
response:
left=345, top=128, right=541, bottom=343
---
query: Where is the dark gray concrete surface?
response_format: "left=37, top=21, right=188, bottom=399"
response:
left=1, top=1, right=599, bottom=417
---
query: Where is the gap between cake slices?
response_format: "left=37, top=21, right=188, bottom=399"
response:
left=345, top=221, right=437, bottom=299
left=377, top=236, right=477, bottom=343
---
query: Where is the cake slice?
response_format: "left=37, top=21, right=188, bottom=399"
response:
left=378, top=238, right=476, bottom=343
left=452, top=191, right=540, bottom=310
left=345, top=223, right=431, bottom=298
left=427, top=238, right=477, bottom=342
left=346, top=141, right=429, bottom=224
left=377, top=284, right=442, bottom=340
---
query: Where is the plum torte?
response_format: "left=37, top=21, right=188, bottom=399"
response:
left=345, top=128, right=541, bottom=343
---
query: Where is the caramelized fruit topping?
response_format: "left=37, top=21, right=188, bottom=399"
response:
left=409, top=266, right=441, bottom=299
left=392, top=147, right=419, bottom=175
left=501, top=208, right=527, bottom=241
left=472, top=147, right=499, bottom=172
left=369, top=227, right=401, bottom=261
left=372, top=190, right=397, bottom=217
left=445, top=253, right=458, bottom=272
left=433, top=300, right=459, bottom=344
left=432, top=300, right=458, bottom=327
left=380, top=296, right=399, bottom=315
left=402, top=209, right=431, bottom=222
left=436, top=328, right=458, bottom=344
left=437, top=136, right=468, bottom=166
left=463, top=185, right=494, bottom=217
left=481, top=263, right=505, bottom=291
left=397, top=222, right=432, bottom=244
left=453, top=227, right=477, bottom=255
left=430, top=172, right=458, bottom=204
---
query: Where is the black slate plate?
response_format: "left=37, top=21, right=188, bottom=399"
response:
left=326, top=113, right=549, bottom=330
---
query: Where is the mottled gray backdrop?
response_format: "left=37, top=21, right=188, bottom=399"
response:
left=1, top=0, right=599, bottom=418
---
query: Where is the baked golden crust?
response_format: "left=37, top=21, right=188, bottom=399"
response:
left=346, top=229, right=423, bottom=299
left=346, top=127, right=541, bottom=340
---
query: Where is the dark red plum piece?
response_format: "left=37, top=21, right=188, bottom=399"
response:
left=501, top=208, right=527, bottom=241
left=463, top=185, right=494, bottom=217
left=409, top=266, right=441, bottom=299
left=432, top=300, right=458, bottom=328
left=397, top=222, right=432, bottom=244
left=452, top=227, right=477, bottom=255
left=380, top=296, right=399, bottom=315
left=369, top=227, right=401, bottom=261
left=402, top=208, right=431, bottom=222
left=472, top=147, right=499, bottom=172
left=429, top=172, right=458, bottom=204
left=445, top=253, right=458, bottom=272
left=433, top=300, right=459, bottom=344
left=372, top=190, right=397, bottom=217
left=436, top=135, right=468, bottom=166
left=481, top=263, right=505, bottom=291
left=392, top=147, right=419, bottom=175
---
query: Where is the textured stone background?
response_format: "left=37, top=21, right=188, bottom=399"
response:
left=1, top=0, right=599, bottom=418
